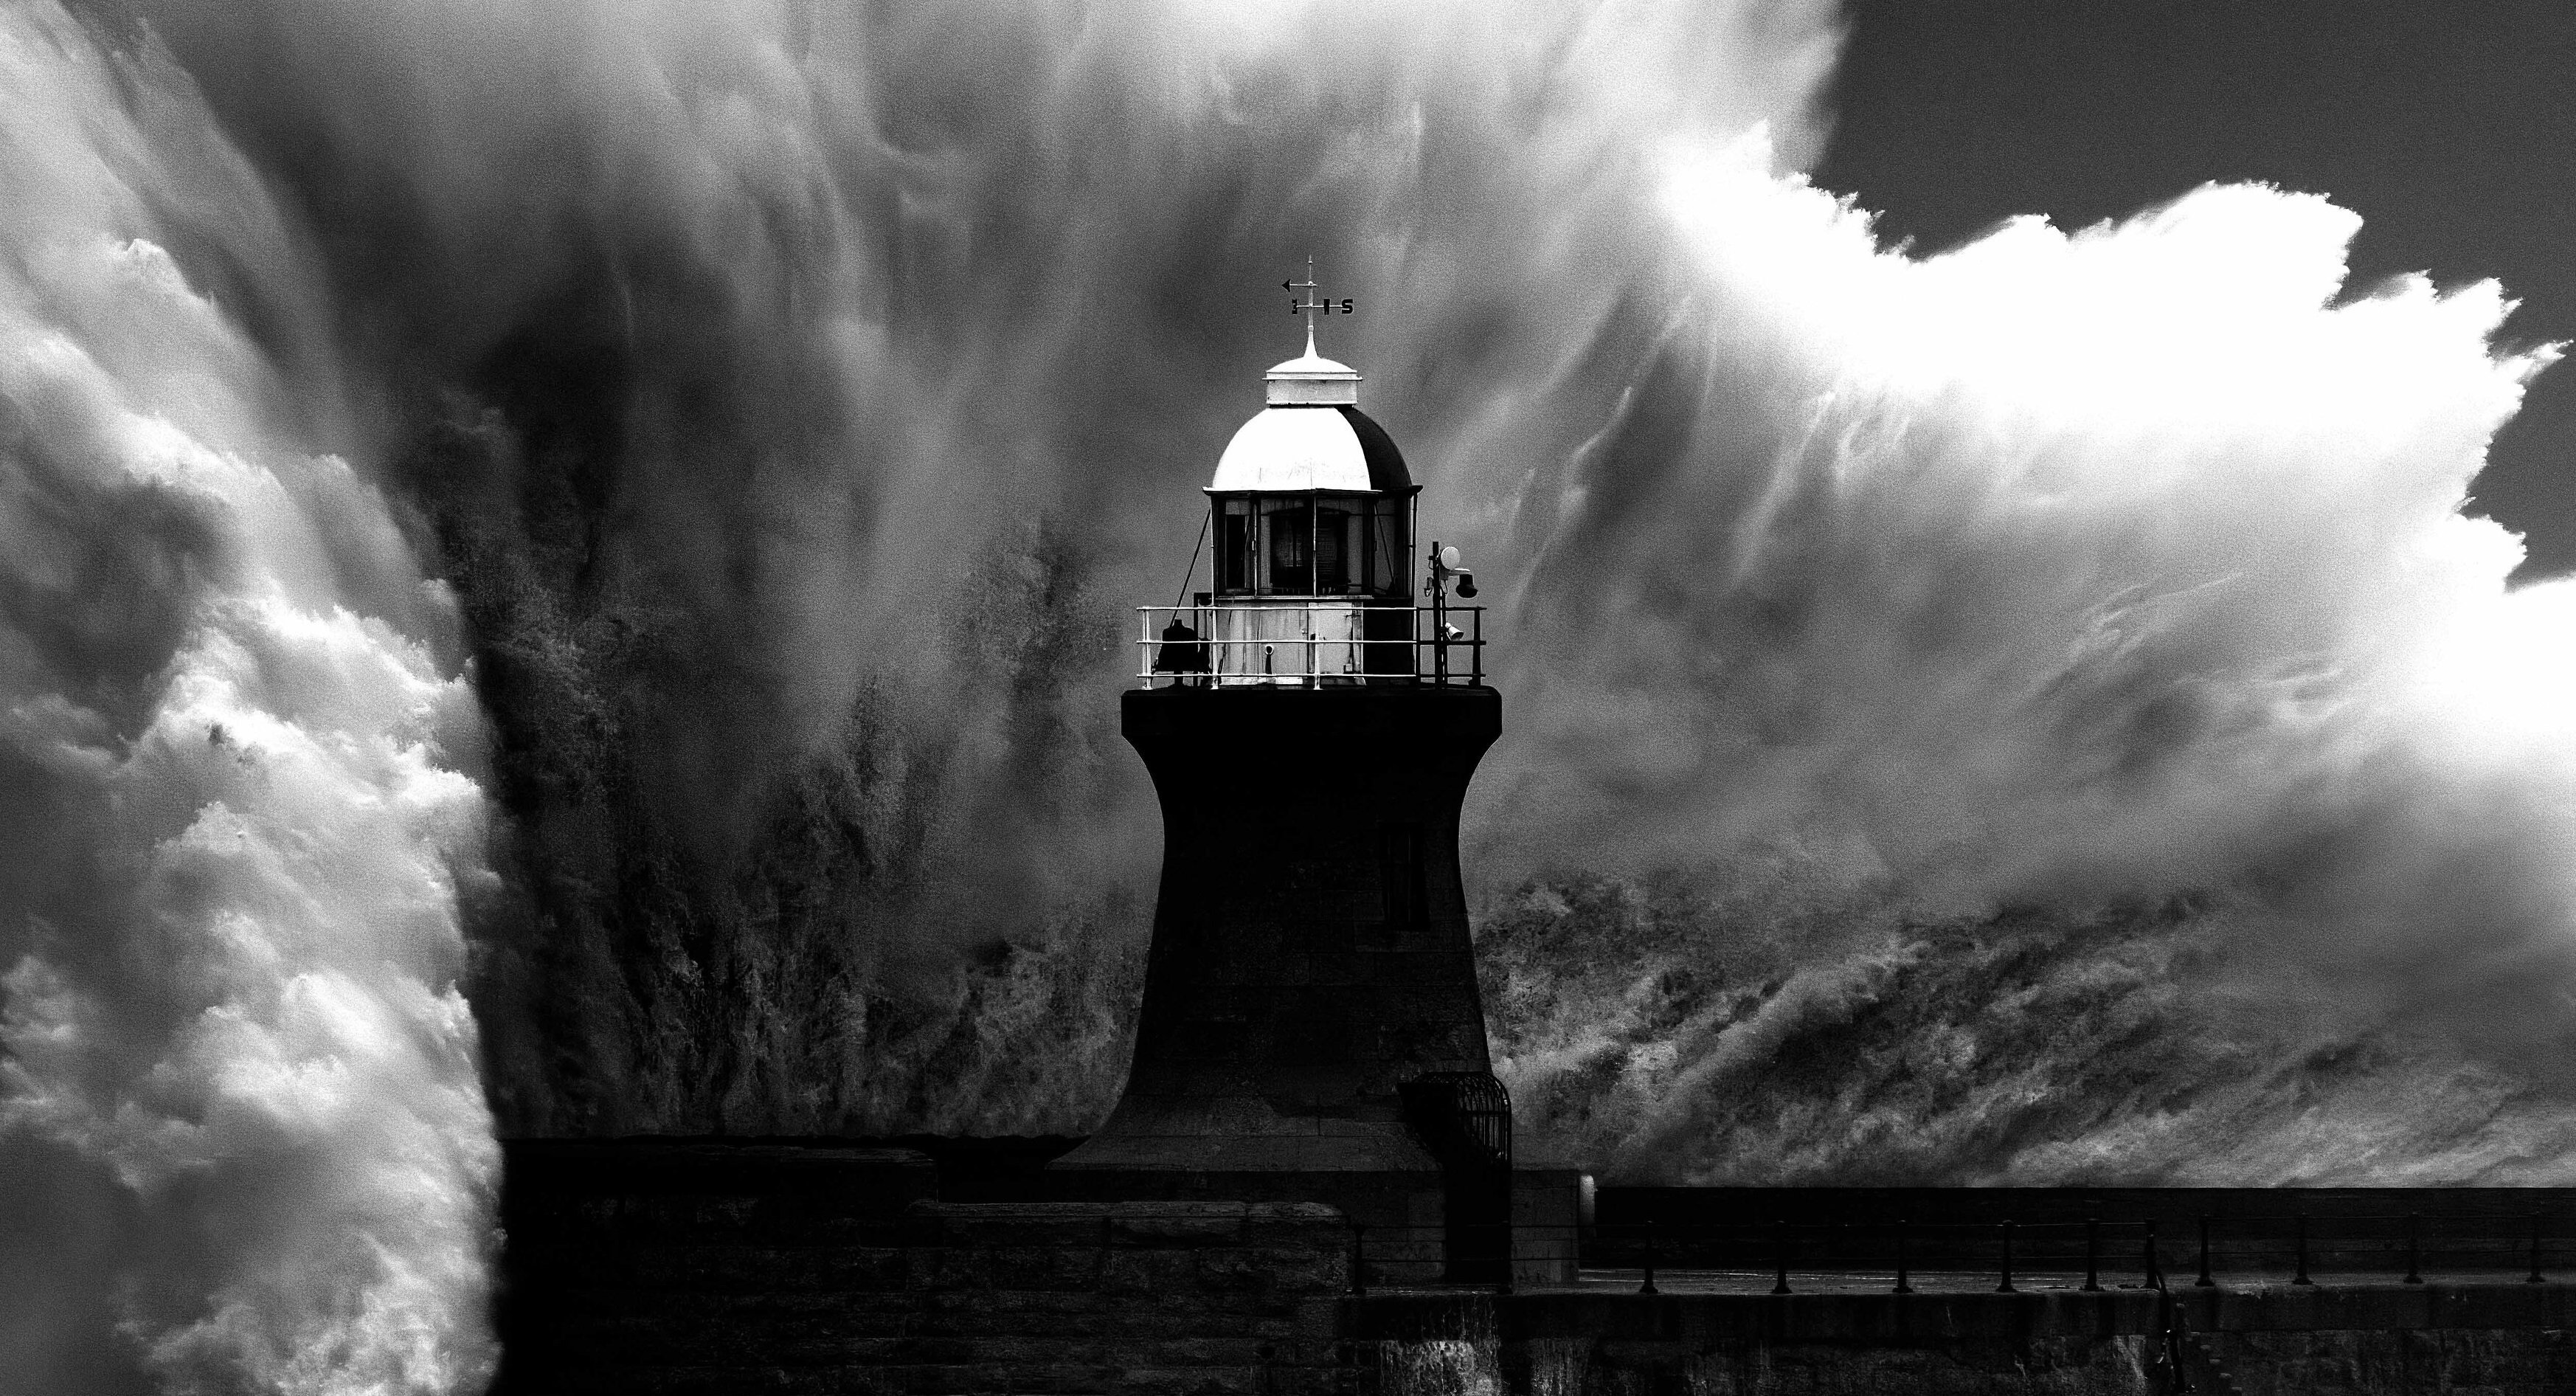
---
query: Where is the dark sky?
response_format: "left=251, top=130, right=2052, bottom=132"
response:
left=1815, top=0, right=2576, bottom=578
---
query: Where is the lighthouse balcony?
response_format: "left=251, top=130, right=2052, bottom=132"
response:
left=1138, top=601, right=1484, bottom=688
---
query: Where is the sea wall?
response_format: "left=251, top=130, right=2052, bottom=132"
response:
left=1357, top=1287, right=2576, bottom=1395
left=497, top=1143, right=1350, bottom=1395
left=495, top=1143, right=2576, bottom=1395
left=1595, top=1187, right=2576, bottom=1281
left=1358, top=1291, right=2158, bottom=1396
left=2178, top=1283, right=2576, bottom=1396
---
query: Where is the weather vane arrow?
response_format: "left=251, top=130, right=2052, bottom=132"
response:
left=1284, top=256, right=1354, bottom=338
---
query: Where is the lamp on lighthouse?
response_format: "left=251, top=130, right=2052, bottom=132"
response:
left=1151, top=264, right=1453, bottom=685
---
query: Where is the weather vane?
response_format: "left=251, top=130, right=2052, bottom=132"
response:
left=1284, top=256, right=1353, bottom=339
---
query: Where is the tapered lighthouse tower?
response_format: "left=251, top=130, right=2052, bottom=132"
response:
left=1053, top=283, right=1523, bottom=1271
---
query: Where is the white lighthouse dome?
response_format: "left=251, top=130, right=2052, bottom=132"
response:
left=1208, top=331, right=1411, bottom=494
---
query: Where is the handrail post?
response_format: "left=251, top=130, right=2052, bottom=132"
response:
left=1772, top=1221, right=1792, bottom=1295
left=2293, top=1212, right=2313, bottom=1286
left=1995, top=1220, right=2016, bottom=1294
left=2082, top=1217, right=2102, bottom=1292
left=2531, top=1210, right=2547, bottom=1285
left=2404, top=1212, right=2423, bottom=1285
left=1894, top=1218, right=1913, bottom=1294
left=2143, top=1220, right=2162, bottom=1290
left=2195, top=1215, right=2215, bottom=1288
left=1428, top=542, right=1449, bottom=685
left=1472, top=607, right=1483, bottom=686
left=1638, top=1235, right=1658, bottom=1296
left=1350, top=1223, right=1366, bottom=1297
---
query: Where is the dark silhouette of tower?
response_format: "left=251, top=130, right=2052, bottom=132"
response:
left=1051, top=316, right=1522, bottom=1274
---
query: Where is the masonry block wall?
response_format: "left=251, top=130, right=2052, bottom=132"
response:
left=901, top=1201, right=1351, bottom=1396
left=496, top=1142, right=935, bottom=1394
left=1359, top=1292, right=2161, bottom=1396
left=2215, top=1330, right=2576, bottom=1396
left=497, top=1142, right=1353, bottom=1396
left=496, top=1144, right=2576, bottom=1396
left=2180, top=1284, right=2576, bottom=1396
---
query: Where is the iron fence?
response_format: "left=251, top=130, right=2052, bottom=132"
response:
left=1135, top=604, right=1485, bottom=688
left=1343, top=1209, right=2571, bottom=1298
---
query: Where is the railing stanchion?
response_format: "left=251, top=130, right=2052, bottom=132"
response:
left=1638, top=1235, right=1658, bottom=1296
left=2196, top=1215, right=2215, bottom=1288
left=2082, top=1217, right=2102, bottom=1292
left=2143, top=1220, right=2162, bottom=1290
left=2531, top=1211, right=2548, bottom=1285
left=1772, top=1221, right=1793, bottom=1295
left=2293, top=1213, right=2313, bottom=1286
left=1350, top=1223, right=1366, bottom=1297
left=1894, top=1218, right=1912, bottom=1294
left=1995, top=1220, right=2016, bottom=1294
left=2404, top=1212, right=2423, bottom=1285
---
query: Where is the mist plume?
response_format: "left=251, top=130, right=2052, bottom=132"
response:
left=1478, top=155, right=2576, bottom=1183
left=65, top=0, right=1843, bottom=1141
left=7, top=0, right=2576, bottom=1390
left=0, top=5, right=497, bottom=1392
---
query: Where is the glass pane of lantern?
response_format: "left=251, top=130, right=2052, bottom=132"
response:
left=1345, top=508, right=1365, bottom=595
left=1218, top=500, right=1253, bottom=592
left=1315, top=506, right=1350, bottom=591
left=1264, top=500, right=1312, bottom=593
left=1368, top=499, right=1407, bottom=597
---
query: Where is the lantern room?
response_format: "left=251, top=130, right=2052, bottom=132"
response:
left=1142, top=321, right=1488, bottom=687
left=1141, top=269, right=1488, bottom=685
left=1207, top=336, right=1416, bottom=604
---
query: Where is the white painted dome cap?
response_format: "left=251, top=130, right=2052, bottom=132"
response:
left=1212, top=408, right=1370, bottom=491
left=1264, top=326, right=1360, bottom=405
left=1208, top=400, right=1410, bottom=493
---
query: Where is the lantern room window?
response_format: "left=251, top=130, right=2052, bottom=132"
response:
left=1219, top=501, right=1253, bottom=591
left=1365, top=498, right=1406, bottom=596
left=1213, top=491, right=1413, bottom=598
left=1266, top=500, right=1312, bottom=592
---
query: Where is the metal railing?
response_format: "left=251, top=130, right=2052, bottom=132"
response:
left=2177, top=1209, right=2561, bottom=1287
left=1401, top=1074, right=1512, bottom=1172
left=1343, top=1209, right=2571, bottom=1298
left=1136, top=604, right=1484, bottom=688
left=1350, top=1219, right=2169, bottom=1297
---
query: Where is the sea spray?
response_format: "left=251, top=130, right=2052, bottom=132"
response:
left=89, top=0, right=2576, bottom=1170
left=0, top=7, right=498, bottom=1390
left=7, top=6, right=2576, bottom=1389
left=1377, top=1340, right=1506, bottom=1396
left=1375, top=1294, right=1503, bottom=1396
left=1478, top=139, right=2576, bottom=1178
left=89, top=0, right=1844, bottom=1137
left=1481, top=873, right=2576, bottom=1184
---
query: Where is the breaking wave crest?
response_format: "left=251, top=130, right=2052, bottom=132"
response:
left=0, top=7, right=497, bottom=1392
left=9, top=0, right=2576, bottom=1386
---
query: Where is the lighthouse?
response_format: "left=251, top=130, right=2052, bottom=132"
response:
left=1051, top=276, right=1536, bottom=1279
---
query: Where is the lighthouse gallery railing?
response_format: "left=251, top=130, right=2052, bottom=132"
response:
left=1135, top=603, right=1484, bottom=688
